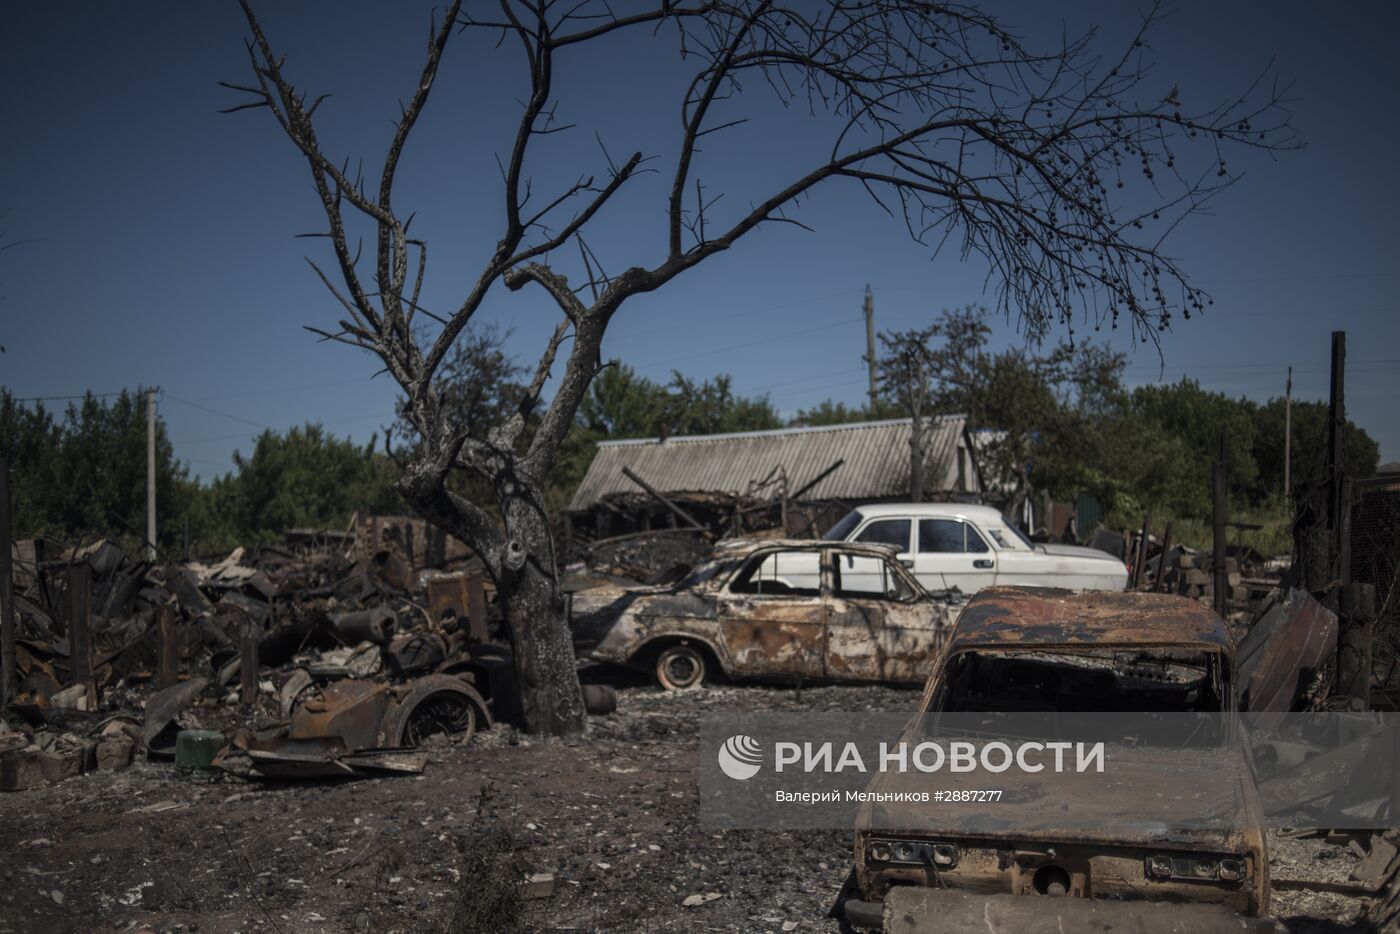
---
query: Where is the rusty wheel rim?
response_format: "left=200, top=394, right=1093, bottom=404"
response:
left=402, top=692, right=476, bottom=746
left=657, top=646, right=704, bottom=691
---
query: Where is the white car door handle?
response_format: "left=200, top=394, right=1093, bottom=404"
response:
left=973, top=559, right=994, bottom=569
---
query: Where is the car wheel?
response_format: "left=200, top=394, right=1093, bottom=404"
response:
left=655, top=644, right=706, bottom=691
left=399, top=689, right=477, bottom=747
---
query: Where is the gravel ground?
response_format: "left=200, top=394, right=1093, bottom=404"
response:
left=0, top=682, right=1376, bottom=934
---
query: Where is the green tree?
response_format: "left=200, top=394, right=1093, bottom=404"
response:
left=0, top=389, right=202, bottom=556
left=576, top=365, right=665, bottom=438
left=791, top=399, right=878, bottom=427
left=662, top=372, right=781, bottom=436
left=210, top=424, right=403, bottom=545
left=1252, top=398, right=1380, bottom=503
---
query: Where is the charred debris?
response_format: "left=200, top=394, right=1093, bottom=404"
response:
left=0, top=516, right=619, bottom=790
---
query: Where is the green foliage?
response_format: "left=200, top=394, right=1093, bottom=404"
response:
left=577, top=364, right=781, bottom=438
left=206, top=424, right=403, bottom=547
left=823, top=305, right=1381, bottom=532
left=1, top=389, right=402, bottom=555
left=0, top=388, right=200, bottom=555
left=576, top=364, right=665, bottom=437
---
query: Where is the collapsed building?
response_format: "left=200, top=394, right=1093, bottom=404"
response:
left=566, top=416, right=982, bottom=544
left=0, top=517, right=617, bottom=790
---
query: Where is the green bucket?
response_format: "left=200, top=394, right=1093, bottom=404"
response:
left=174, top=729, right=225, bottom=777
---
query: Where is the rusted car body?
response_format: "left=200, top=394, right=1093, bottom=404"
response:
left=842, top=586, right=1269, bottom=930
left=570, top=540, right=952, bottom=690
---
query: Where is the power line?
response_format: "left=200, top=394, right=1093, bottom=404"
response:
left=11, top=391, right=126, bottom=403
left=160, top=391, right=272, bottom=430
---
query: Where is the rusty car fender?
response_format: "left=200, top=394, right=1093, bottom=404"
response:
left=381, top=674, right=492, bottom=747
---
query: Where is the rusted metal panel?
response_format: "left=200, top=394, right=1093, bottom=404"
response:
left=426, top=572, right=490, bottom=642
left=289, top=679, right=391, bottom=752
left=1236, top=589, right=1338, bottom=716
left=826, top=597, right=944, bottom=683
left=719, top=594, right=826, bottom=678
left=950, top=587, right=1235, bottom=654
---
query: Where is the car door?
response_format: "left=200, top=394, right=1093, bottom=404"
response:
left=914, top=518, right=997, bottom=596
left=717, top=548, right=826, bottom=680
left=824, top=550, right=938, bottom=684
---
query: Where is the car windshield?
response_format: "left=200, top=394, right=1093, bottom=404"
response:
left=822, top=510, right=864, bottom=541
left=1006, top=524, right=1035, bottom=549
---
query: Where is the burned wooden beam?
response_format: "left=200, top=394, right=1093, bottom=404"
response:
left=1152, top=521, right=1174, bottom=594
left=621, top=467, right=705, bottom=531
left=790, top=458, right=846, bottom=501
left=240, top=617, right=259, bottom=708
left=1132, top=511, right=1151, bottom=589
left=68, top=563, right=93, bottom=697
left=157, top=601, right=178, bottom=688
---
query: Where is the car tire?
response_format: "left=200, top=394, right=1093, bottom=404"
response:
left=655, top=644, right=706, bottom=691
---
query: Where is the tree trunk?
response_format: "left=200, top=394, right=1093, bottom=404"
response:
left=498, top=495, right=587, bottom=736
left=400, top=461, right=586, bottom=737
left=909, top=411, right=925, bottom=503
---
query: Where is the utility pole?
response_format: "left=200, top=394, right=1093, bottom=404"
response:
left=1326, top=333, right=1346, bottom=550
left=1213, top=426, right=1228, bottom=618
left=146, top=387, right=157, bottom=562
left=863, top=285, right=878, bottom=414
left=1283, top=366, right=1292, bottom=500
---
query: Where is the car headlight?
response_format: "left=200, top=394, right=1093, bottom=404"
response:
left=1145, top=854, right=1246, bottom=883
left=1218, top=858, right=1245, bottom=881
left=866, top=839, right=959, bottom=868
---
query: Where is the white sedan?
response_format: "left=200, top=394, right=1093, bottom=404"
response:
left=820, top=503, right=1128, bottom=597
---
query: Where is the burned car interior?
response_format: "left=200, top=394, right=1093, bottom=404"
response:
left=933, top=648, right=1228, bottom=714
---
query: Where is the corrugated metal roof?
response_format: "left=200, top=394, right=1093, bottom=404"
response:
left=568, top=416, right=976, bottom=512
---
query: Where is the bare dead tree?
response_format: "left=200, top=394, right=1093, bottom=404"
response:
left=225, top=0, right=1296, bottom=734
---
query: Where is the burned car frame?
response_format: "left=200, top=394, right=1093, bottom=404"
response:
left=841, top=586, right=1270, bottom=931
left=570, top=539, right=952, bottom=690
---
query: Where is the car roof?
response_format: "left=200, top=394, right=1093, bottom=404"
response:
left=714, top=537, right=900, bottom=558
left=948, top=586, right=1234, bottom=653
left=851, top=502, right=1008, bottom=523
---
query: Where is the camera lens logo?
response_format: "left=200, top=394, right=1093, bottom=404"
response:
left=717, top=734, right=763, bottom=781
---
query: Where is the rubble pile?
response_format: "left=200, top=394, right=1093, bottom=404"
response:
left=0, top=517, right=582, bottom=790
left=1087, top=526, right=1287, bottom=618
left=571, top=529, right=714, bottom=584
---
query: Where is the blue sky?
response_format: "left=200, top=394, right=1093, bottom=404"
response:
left=2, top=1, right=1397, bottom=479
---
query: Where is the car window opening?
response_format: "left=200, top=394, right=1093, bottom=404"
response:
left=934, top=649, right=1225, bottom=714
left=729, top=550, right=820, bottom=597
left=833, top=552, right=917, bottom=602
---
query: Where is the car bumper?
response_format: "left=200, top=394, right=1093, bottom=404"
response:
left=845, top=889, right=1276, bottom=932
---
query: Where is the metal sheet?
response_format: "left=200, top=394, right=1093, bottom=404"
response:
left=569, top=416, right=975, bottom=511
left=1236, top=589, right=1338, bottom=717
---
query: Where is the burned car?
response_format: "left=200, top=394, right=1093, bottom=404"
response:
left=840, top=586, right=1269, bottom=932
left=569, top=539, right=952, bottom=690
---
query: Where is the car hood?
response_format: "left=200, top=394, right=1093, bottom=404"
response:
left=858, top=742, right=1254, bottom=851
left=1036, top=543, right=1126, bottom=564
